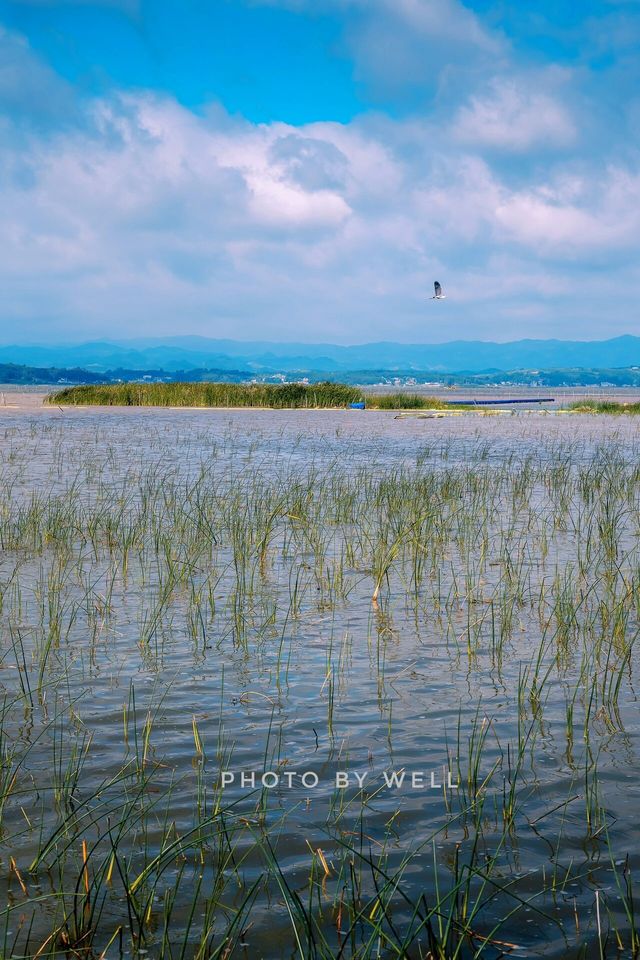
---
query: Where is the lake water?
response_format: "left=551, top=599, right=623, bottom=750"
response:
left=1, top=396, right=640, bottom=958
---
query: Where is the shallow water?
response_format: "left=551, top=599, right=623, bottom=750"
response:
left=1, top=403, right=640, bottom=958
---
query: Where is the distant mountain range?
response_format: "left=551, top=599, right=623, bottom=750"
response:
left=2, top=334, right=640, bottom=374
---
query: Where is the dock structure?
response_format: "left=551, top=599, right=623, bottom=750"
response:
left=445, top=397, right=555, bottom=406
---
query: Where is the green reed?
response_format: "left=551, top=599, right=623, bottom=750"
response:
left=47, top=381, right=364, bottom=409
left=1, top=418, right=640, bottom=955
left=569, top=400, right=640, bottom=414
left=47, top=381, right=454, bottom=410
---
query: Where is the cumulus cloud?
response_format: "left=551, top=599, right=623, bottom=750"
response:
left=1, top=15, right=640, bottom=343
left=496, top=167, right=640, bottom=252
left=452, top=77, right=576, bottom=151
left=2, top=83, right=640, bottom=342
left=268, top=135, right=349, bottom=192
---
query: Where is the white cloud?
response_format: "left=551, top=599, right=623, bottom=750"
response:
left=359, top=0, right=500, bottom=54
left=0, top=27, right=77, bottom=128
left=1, top=22, right=640, bottom=343
left=496, top=195, right=606, bottom=248
left=495, top=166, right=640, bottom=251
left=452, top=78, right=576, bottom=151
left=253, top=0, right=505, bottom=102
left=256, top=0, right=499, bottom=51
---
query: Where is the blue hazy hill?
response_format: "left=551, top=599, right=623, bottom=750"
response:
left=2, top=335, right=640, bottom=374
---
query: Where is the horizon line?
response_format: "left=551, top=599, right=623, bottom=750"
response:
left=2, top=333, right=640, bottom=350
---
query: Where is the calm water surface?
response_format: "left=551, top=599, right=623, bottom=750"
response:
left=1, top=400, right=639, bottom=958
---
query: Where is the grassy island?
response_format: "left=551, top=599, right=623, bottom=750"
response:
left=47, top=381, right=452, bottom=410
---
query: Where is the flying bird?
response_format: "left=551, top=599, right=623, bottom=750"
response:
left=432, top=281, right=446, bottom=300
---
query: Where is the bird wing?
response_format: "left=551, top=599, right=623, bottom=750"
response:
left=434, top=281, right=442, bottom=297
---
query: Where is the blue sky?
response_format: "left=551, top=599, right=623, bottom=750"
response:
left=0, top=0, right=639, bottom=344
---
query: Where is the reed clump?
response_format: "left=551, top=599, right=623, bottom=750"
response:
left=47, top=381, right=364, bottom=408
left=569, top=399, right=640, bottom=414
left=371, top=391, right=449, bottom=409
left=47, top=381, right=453, bottom=410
